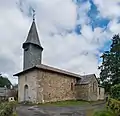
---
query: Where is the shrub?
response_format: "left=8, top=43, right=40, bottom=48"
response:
left=111, top=84, right=120, bottom=100
left=107, top=98, right=120, bottom=116
left=93, top=110, right=114, bottom=116
left=0, top=101, right=17, bottom=116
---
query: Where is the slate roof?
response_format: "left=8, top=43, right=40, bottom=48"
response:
left=23, top=21, right=43, bottom=49
left=14, top=64, right=81, bottom=78
left=78, top=74, right=97, bottom=85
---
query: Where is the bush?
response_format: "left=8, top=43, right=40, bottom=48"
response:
left=111, top=84, right=120, bottom=100
left=107, top=98, right=120, bottom=116
left=0, top=101, right=17, bottom=116
left=93, top=110, right=114, bottom=116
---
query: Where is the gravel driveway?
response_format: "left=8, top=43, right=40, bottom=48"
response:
left=16, top=103, right=105, bottom=116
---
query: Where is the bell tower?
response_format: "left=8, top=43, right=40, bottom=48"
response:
left=22, top=15, right=43, bottom=70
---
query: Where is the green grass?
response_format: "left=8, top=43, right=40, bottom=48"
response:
left=93, top=110, right=114, bottom=116
left=39, top=100, right=90, bottom=106
left=86, top=108, right=115, bottom=116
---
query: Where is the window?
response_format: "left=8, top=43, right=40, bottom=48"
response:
left=71, top=83, right=74, bottom=91
left=99, top=88, right=101, bottom=95
left=93, top=82, right=96, bottom=92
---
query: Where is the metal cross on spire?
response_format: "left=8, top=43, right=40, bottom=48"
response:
left=32, top=9, right=35, bottom=21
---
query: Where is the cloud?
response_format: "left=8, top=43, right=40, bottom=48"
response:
left=0, top=0, right=120, bottom=84
left=92, top=0, right=120, bottom=36
left=18, top=0, right=77, bottom=35
left=108, top=19, right=120, bottom=34
left=0, top=0, right=31, bottom=83
left=93, top=0, right=120, bottom=19
left=76, top=0, right=91, bottom=25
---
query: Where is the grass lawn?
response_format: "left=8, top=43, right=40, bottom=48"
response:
left=38, top=100, right=91, bottom=106
left=93, top=110, right=114, bottom=116
left=38, top=100, right=105, bottom=107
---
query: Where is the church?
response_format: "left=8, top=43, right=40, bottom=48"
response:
left=14, top=18, right=105, bottom=103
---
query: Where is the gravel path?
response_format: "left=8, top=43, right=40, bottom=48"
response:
left=16, top=103, right=105, bottom=116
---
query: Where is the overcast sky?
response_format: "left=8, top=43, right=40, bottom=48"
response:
left=0, top=0, right=120, bottom=84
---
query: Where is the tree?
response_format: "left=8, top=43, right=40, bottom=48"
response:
left=111, top=84, right=120, bottom=100
left=99, top=34, right=120, bottom=92
left=0, top=74, right=12, bottom=88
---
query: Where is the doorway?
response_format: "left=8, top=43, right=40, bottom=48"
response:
left=24, top=85, right=29, bottom=101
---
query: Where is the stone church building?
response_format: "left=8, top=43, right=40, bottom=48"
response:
left=14, top=19, right=104, bottom=103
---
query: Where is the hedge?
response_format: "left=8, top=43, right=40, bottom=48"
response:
left=0, top=102, right=17, bottom=116
left=106, top=98, right=120, bottom=116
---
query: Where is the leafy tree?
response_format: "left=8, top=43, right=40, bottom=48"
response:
left=0, top=74, right=12, bottom=88
left=111, top=84, right=120, bottom=100
left=99, top=34, right=120, bottom=92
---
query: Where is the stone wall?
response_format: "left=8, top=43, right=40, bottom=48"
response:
left=18, top=69, right=38, bottom=103
left=18, top=68, right=104, bottom=103
left=75, top=76, right=98, bottom=101
left=37, top=69, right=77, bottom=103
left=88, top=77, right=98, bottom=101
left=75, top=84, right=89, bottom=101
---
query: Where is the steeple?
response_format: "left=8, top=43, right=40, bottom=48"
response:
left=22, top=15, right=43, bottom=70
left=23, top=20, right=43, bottom=50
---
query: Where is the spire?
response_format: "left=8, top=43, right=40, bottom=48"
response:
left=23, top=11, right=43, bottom=50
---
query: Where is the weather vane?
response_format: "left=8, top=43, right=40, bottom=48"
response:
left=32, top=9, right=35, bottom=21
